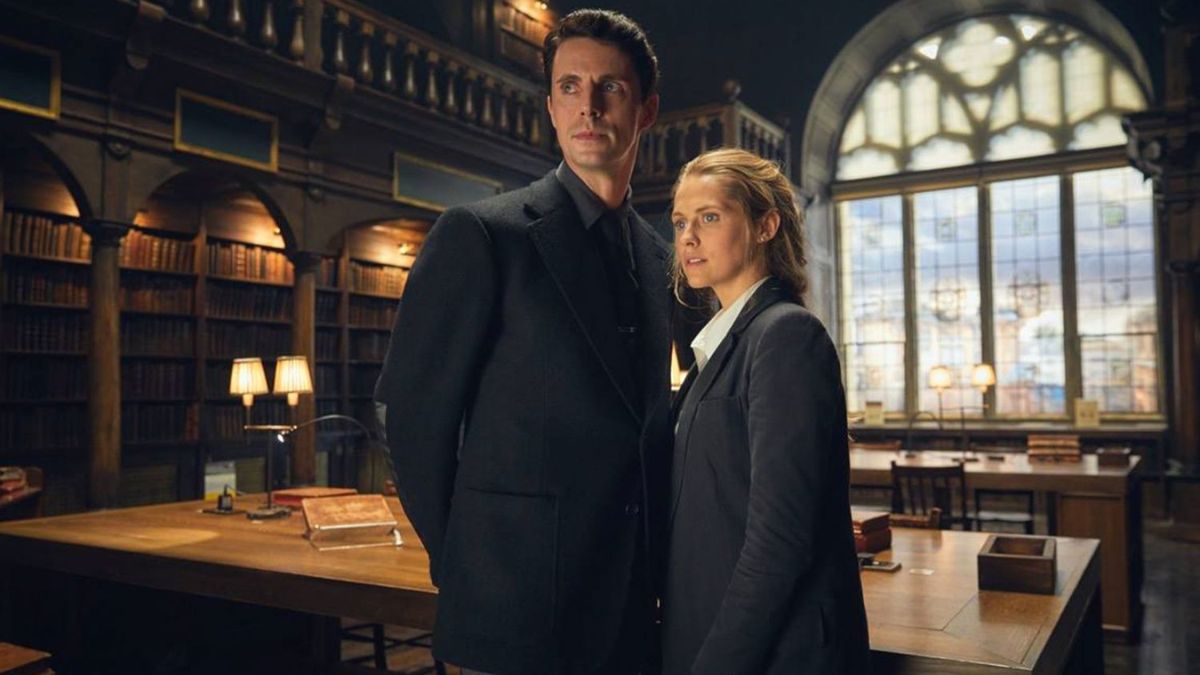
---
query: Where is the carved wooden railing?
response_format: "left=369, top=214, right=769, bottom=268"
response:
left=167, top=0, right=548, bottom=151
left=635, top=100, right=790, bottom=180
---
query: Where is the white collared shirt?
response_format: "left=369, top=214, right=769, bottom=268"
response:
left=690, top=277, right=769, bottom=372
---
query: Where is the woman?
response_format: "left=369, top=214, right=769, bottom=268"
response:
left=662, top=148, right=870, bottom=674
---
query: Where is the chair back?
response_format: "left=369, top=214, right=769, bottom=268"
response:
left=850, top=439, right=902, bottom=452
left=890, top=462, right=968, bottom=529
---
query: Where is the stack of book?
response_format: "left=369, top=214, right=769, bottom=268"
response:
left=851, top=510, right=892, bottom=553
left=1027, top=434, right=1081, bottom=462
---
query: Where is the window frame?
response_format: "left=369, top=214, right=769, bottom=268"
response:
left=834, top=146, right=1166, bottom=423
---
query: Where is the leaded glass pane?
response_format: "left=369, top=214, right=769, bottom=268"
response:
left=987, top=125, right=1055, bottom=161
left=866, top=78, right=902, bottom=148
left=1064, top=41, right=1104, bottom=123
left=910, top=137, right=974, bottom=171
left=914, top=187, right=982, bottom=414
left=835, top=14, right=1147, bottom=179
left=1074, top=166, right=1158, bottom=413
left=839, top=196, right=906, bottom=413
left=990, top=176, right=1065, bottom=415
left=1020, top=50, right=1062, bottom=125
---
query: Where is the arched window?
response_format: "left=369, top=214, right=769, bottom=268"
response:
left=825, top=10, right=1158, bottom=421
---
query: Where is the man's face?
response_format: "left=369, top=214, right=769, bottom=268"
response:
left=546, top=37, right=658, bottom=178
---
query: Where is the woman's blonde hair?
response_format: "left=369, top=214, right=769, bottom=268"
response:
left=671, top=148, right=808, bottom=307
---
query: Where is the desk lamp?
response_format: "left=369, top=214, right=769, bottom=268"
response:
left=927, top=365, right=952, bottom=429
left=229, top=358, right=269, bottom=429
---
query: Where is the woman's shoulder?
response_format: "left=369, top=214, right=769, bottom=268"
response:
left=746, top=301, right=837, bottom=355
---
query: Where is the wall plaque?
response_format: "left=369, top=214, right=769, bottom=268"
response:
left=175, top=89, right=278, bottom=172
left=393, top=151, right=502, bottom=211
left=0, top=36, right=60, bottom=120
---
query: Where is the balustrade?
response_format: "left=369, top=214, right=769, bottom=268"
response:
left=164, top=0, right=549, bottom=151
left=635, top=101, right=791, bottom=181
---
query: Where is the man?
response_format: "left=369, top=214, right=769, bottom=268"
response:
left=374, top=9, right=671, bottom=674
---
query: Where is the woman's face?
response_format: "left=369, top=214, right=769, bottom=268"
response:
left=672, top=174, right=769, bottom=306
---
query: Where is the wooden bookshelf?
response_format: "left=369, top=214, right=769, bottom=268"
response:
left=0, top=172, right=426, bottom=513
left=0, top=209, right=92, bottom=466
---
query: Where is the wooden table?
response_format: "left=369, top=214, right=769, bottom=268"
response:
left=0, top=498, right=1101, bottom=673
left=850, top=449, right=1142, bottom=641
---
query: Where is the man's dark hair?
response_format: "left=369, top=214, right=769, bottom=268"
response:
left=543, top=9, right=659, bottom=100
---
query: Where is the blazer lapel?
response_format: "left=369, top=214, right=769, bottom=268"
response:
left=630, top=215, right=671, bottom=421
left=668, top=278, right=792, bottom=525
left=527, top=175, right=641, bottom=424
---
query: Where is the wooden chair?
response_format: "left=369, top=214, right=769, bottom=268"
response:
left=974, top=489, right=1035, bottom=534
left=890, top=462, right=972, bottom=530
left=889, top=507, right=942, bottom=529
left=850, top=439, right=902, bottom=452
left=848, top=439, right=901, bottom=509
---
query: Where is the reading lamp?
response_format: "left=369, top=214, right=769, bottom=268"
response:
left=927, top=365, right=952, bottom=429
left=232, top=355, right=314, bottom=520
left=229, top=357, right=269, bottom=429
left=954, top=362, right=997, bottom=463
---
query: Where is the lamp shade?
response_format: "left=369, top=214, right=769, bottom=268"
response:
left=971, top=363, right=996, bottom=391
left=229, top=358, right=269, bottom=396
left=927, top=365, right=953, bottom=391
left=274, top=355, right=313, bottom=406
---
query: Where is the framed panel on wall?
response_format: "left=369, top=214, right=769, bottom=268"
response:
left=0, top=36, right=61, bottom=120
left=392, top=152, right=502, bottom=211
left=174, top=89, right=278, bottom=173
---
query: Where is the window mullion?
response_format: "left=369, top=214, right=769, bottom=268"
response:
left=1060, top=173, right=1082, bottom=420
left=978, top=182, right=996, bottom=418
left=903, top=192, right=919, bottom=418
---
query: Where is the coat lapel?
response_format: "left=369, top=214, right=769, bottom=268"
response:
left=668, top=279, right=792, bottom=525
left=527, top=174, right=641, bottom=424
left=630, top=215, right=671, bottom=421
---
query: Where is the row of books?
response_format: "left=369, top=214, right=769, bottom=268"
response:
left=206, top=400, right=290, bottom=440
left=3, top=267, right=88, bottom=306
left=1, top=312, right=88, bottom=352
left=316, top=329, right=340, bottom=360
left=351, top=332, right=390, bottom=361
left=206, top=285, right=293, bottom=321
left=0, top=406, right=85, bottom=449
left=121, top=403, right=196, bottom=443
left=2, top=211, right=91, bottom=260
left=121, top=229, right=194, bottom=272
left=122, top=317, right=195, bottom=355
left=2, top=360, right=87, bottom=399
left=348, top=297, right=395, bottom=328
left=318, top=257, right=338, bottom=287
left=315, top=365, right=341, bottom=396
left=317, top=293, right=339, bottom=323
left=121, top=362, right=194, bottom=398
left=349, top=262, right=407, bottom=296
left=206, top=323, right=290, bottom=359
left=122, top=278, right=194, bottom=314
left=207, top=240, right=294, bottom=284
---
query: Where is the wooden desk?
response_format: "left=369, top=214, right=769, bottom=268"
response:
left=867, top=529, right=1101, bottom=674
left=850, top=449, right=1142, bottom=641
left=0, top=498, right=1101, bottom=673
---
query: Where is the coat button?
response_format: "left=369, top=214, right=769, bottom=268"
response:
left=624, top=503, right=640, bottom=516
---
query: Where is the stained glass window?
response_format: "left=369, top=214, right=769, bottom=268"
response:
left=1074, top=167, right=1158, bottom=413
left=837, top=14, right=1147, bottom=180
left=839, top=197, right=905, bottom=413
left=833, top=13, right=1158, bottom=420
left=914, top=187, right=981, bottom=413
left=990, top=176, right=1065, bottom=415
